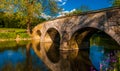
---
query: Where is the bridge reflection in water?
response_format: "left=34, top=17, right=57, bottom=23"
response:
left=0, top=33, right=120, bottom=71
left=31, top=33, right=120, bottom=71
left=32, top=41, right=94, bottom=71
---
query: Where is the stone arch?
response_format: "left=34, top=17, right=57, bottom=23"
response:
left=69, top=27, right=119, bottom=49
left=44, top=27, right=61, bottom=43
left=32, top=29, right=42, bottom=40
left=32, top=23, right=43, bottom=40
left=36, top=30, right=41, bottom=36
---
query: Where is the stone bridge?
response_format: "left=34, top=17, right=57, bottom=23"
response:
left=32, top=7, right=120, bottom=50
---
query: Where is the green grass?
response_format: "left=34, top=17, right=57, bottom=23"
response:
left=0, top=28, right=30, bottom=40
left=0, top=33, right=16, bottom=39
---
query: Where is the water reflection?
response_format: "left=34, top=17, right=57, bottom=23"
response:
left=90, top=34, right=120, bottom=71
left=0, top=35, right=120, bottom=71
left=32, top=42, right=95, bottom=71
left=90, top=45, right=120, bottom=71
left=0, top=41, right=50, bottom=71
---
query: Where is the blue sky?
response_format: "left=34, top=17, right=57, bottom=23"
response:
left=43, top=0, right=112, bottom=18
left=57, top=0, right=112, bottom=11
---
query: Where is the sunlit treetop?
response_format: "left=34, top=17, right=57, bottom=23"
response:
left=0, top=0, right=61, bottom=34
left=112, top=0, right=120, bottom=6
left=0, top=0, right=61, bottom=17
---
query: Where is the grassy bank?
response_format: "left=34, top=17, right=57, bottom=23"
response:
left=0, top=28, right=31, bottom=41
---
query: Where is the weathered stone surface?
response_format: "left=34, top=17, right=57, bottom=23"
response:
left=32, top=7, right=120, bottom=50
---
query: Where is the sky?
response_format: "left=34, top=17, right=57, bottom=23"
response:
left=57, top=0, right=112, bottom=11
left=43, top=0, right=112, bottom=18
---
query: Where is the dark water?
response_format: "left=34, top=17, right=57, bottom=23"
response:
left=0, top=35, right=120, bottom=71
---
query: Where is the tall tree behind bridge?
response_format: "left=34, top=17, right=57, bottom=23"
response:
left=66, top=5, right=90, bottom=16
left=0, top=0, right=61, bottom=35
left=110, top=0, right=120, bottom=6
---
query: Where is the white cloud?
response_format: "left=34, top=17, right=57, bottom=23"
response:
left=41, top=13, right=51, bottom=20
left=60, top=2, right=66, bottom=6
left=55, top=0, right=68, bottom=6
left=55, top=0, right=62, bottom=2
left=57, top=9, right=76, bottom=17
left=70, top=9, right=76, bottom=12
left=58, top=0, right=62, bottom=2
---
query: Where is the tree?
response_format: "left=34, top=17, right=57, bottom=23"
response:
left=113, top=0, right=120, bottom=6
left=110, top=0, right=120, bottom=6
left=0, top=0, right=61, bottom=35
left=66, top=5, right=90, bottom=16
left=78, top=5, right=90, bottom=12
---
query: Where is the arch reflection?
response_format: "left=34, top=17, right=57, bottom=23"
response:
left=32, top=41, right=97, bottom=71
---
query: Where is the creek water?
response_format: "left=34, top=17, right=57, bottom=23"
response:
left=0, top=35, right=120, bottom=71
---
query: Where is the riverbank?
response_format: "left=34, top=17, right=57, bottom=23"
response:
left=0, top=28, right=31, bottom=41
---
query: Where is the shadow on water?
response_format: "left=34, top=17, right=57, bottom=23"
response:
left=0, top=32, right=120, bottom=71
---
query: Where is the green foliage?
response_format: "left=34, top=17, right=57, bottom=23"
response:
left=0, top=0, right=61, bottom=34
left=66, top=5, right=90, bottom=16
left=0, top=33, right=16, bottom=39
left=0, top=12, right=46, bottom=29
left=0, top=28, right=30, bottom=39
left=112, top=0, right=120, bottom=6
left=110, top=0, right=120, bottom=7
left=17, top=32, right=30, bottom=38
left=66, top=10, right=82, bottom=16
left=78, top=5, right=90, bottom=12
left=0, top=12, right=25, bottom=28
left=90, top=32, right=120, bottom=49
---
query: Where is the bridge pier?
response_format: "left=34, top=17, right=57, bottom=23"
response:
left=60, top=34, right=70, bottom=50
left=60, top=39, right=79, bottom=50
left=59, top=31, right=78, bottom=50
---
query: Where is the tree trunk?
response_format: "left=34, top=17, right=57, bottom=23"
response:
left=27, top=21, right=31, bottom=36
